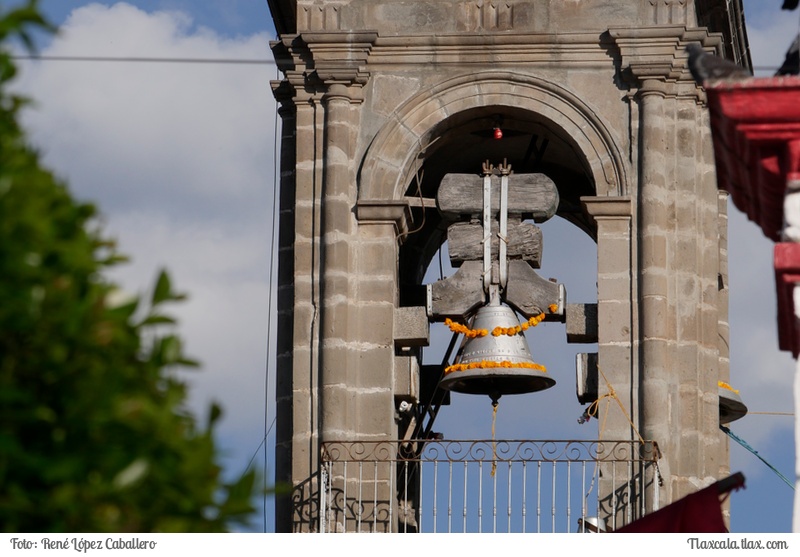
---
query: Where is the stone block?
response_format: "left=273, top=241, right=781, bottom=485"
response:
left=640, top=233, right=668, bottom=269
left=356, top=303, right=394, bottom=345
left=598, top=300, right=632, bottom=342
left=393, top=354, right=419, bottom=398
left=598, top=268, right=632, bottom=300
left=576, top=352, right=598, bottom=404
left=566, top=303, right=598, bottom=343
left=323, top=198, right=356, bottom=233
left=676, top=430, right=703, bottom=476
left=292, top=389, right=314, bottom=431
left=353, top=348, right=394, bottom=389
left=371, top=74, right=421, bottom=118
left=320, top=384, right=357, bottom=435
left=358, top=276, right=395, bottom=303
left=354, top=391, right=395, bottom=436
left=359, top=240, right=397, bottom=275
left=323, top=240, right=356, bottom=278
left=402, top=105, right=448, bottom=141
left=394, top=306, right=429, bottom=347
left=291, top=349, right=315, bottom=389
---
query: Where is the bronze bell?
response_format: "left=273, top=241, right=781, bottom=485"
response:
left=440, top=304, right=555, bottom=401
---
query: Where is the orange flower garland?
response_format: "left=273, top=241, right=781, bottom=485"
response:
left=445, top=360, right=547, bottom=375
left=491, top=304, right=558, bottom=337
left=444, top=318, right=488, bottom=338
left=443, top=304, right=558, bottom=375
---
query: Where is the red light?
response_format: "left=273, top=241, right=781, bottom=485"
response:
left=493, top=127, right=503, bottom=140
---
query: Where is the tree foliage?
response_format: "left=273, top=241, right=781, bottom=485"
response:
left=0, top=1, right=256, bottom=532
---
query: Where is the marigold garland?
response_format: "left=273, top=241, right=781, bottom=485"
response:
left=445, top=304, right=559, bottom=339
left=444, top=360, right=547, bottom=375
left=718, top=380, right=740, bottom=395
left=444, top=318, right=488, bottom=338
left=491, top=304, right=559, bottom=337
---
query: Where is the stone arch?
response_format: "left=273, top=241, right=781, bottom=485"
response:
left=358, top=71, right=628, bottom=202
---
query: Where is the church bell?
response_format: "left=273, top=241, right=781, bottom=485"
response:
left=440, top=304, right=556, bottom=400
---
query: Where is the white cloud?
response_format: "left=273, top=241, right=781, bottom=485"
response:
left=13, top=2, right=278, bottom=496
left=18, top=2, right=276, bottom=219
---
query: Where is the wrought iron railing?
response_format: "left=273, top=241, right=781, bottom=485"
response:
left=320, top=439, right=660, bottom=533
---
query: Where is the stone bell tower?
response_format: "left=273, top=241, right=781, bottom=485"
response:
left=268, top=0, right=750, bottom=532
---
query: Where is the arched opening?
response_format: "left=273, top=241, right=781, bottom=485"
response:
left=391, top=105, right=601, bottom=440
left=356, top=69, right=628, bottom=440
left=353, top=72, right=632, bottom=532
left=397, top=103, right=604, bottom=306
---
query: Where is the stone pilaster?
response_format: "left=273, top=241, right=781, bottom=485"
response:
left=612, top=26, right=727, bottom=505
left=583, top=196, right=646, bottom=524
left=272, top=81, right=300, bottom=533
left=582, top=196, right=636, bottom=439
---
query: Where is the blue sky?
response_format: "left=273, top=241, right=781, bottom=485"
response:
left=7, top=0, right=799, bottom=533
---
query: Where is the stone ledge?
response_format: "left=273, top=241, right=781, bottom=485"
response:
left=356, top=199, right=413, bottom=238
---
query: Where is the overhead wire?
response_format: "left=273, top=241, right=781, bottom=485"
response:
left=259, top=60, right=282, bottom=533
left=11, top=54, right=275, bottom=65
left=8, top=55, right=788, bottom=73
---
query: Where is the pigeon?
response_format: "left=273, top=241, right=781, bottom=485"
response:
left=685, top=43, right=751, bottom=84
left=776, top=34, right=800, bottom=76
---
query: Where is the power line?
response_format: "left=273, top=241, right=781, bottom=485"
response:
left=8, top=55, right=785, bottom=72
left=11, top=54, right=275, bottom=65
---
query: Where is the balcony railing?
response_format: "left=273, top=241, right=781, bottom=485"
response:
left=320, top=439, right=660, bottom=533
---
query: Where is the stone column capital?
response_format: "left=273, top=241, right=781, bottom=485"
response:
left=637, top=78, right=670, bottom=98
left=271, top=79, right=298, bottom=114
left=581, top=195, right=632, bottom=222
left=356, top=200, right=414, bottom=242
left=303, top=31, right=378, bottom=91
left=322, top=81, right=364, bottom=104
left=608, top=25, right=717, bottom=100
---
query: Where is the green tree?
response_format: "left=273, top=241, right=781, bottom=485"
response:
left=0, top=1, right=256, bottom=532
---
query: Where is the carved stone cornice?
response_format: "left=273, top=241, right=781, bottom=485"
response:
left=580, top=196, right=633, bottom=238
left=368, top=32, right=613, bottom=68
left=302, top=31, right=378, bottom=87
left=270, top=35, right=313, bottom=74
left=270, top=79, right=298, bottom=115
left=270, top=33, right=377, bottom=102
left=581, top=196, right=633, bottom=220
left=608, top=25, right=721, bottom=89
left=356, top=200, right=413, bottom=241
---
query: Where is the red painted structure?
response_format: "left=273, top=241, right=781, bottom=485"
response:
left=705, top=77, right=800, bottom=355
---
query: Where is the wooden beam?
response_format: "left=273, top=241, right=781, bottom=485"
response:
left=447, top=220, right=542, bottom=267
left=438, top=173, right=559, bottom=221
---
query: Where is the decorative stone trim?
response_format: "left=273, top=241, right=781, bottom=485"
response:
left=359, top=71, right=628, bottom=201
left=356, top=200, right=413, bottom=240
left=581, top=196, right=633, bottom=222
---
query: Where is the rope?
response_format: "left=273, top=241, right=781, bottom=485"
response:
left=491, top=401, right=498, bottom=477
left=580, top=368, right=664, bottom=488
left=720, top=425, right=795, bottom=490
left=595, top=368, right=648, bottom=448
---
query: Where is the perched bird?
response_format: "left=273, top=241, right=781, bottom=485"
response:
left=685, top=44, right=751, bottom=84
left=776, top=34, right=800, bottom=76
